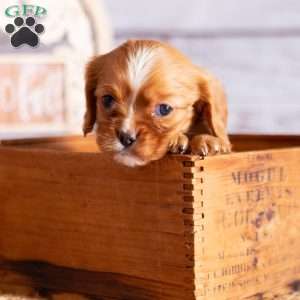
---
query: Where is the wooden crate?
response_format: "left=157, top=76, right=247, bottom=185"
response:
left=0, top=135, right=300, bottom=300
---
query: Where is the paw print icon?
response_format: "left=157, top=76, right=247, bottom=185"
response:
left=5, top=16, right=44, bottom=47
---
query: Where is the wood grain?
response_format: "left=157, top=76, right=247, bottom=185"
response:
left=0, top=135, right=300, bottom=299
left=192, top=148, right=300, bottom=299
left=0, top=143, right=194, bottom=299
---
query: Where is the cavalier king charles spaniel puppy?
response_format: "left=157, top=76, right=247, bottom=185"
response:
left=83, top=40, right=231, bottom=167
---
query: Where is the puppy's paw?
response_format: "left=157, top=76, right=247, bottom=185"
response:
left=169, top=133, right=189, bottom=154
left=190, top=134, right=231, bottom=156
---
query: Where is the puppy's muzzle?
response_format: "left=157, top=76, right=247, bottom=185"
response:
left=117, top=130, right=136, bottom=148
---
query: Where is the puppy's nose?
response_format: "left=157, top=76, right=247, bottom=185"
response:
left=117, top=130, right=136, bottom=148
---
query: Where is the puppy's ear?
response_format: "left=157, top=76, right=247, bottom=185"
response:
left=83, top=56, right=101, bottom=136
left=196, top=73, right=230, bottom=145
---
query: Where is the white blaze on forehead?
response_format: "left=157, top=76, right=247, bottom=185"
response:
left=122, top=46, right=157, bottom=133
left=127, top=46, right=157, bottom=90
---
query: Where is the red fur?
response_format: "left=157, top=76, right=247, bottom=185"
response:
left=83, top=40, right=231, bottom=166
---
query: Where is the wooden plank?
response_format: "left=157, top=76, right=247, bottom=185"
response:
left=1, top=137, right=300, bottom=299
left=0, top=135, right=98, bottom=152
left=0, top=149, right=194, bottom=299
left=0, top=135, right=99, bottom=152
left=3, top=134, right=300, bottom=152
left=230, top=135, right=300, bottom=151
left=0, top=135, right=84, bottom=146
left=107, top=0, right=300, bottom=33
left=192, top=148, right=300, bottom=299
left=0, top=261, right=191, bottom=300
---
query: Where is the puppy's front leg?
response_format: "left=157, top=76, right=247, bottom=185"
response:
left=190, top=134, right=231, bottom=156
left=169, top=133, right=189, bottom=154
left=190, top=71, right=231, bottom=156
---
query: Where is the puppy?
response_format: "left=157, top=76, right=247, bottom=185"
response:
left=83, top=40, right=231, bottom=167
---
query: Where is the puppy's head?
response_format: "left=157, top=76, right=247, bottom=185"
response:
left=83, top=40, right=224, bottom=167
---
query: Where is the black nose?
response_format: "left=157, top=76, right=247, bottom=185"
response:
left=117, top=131, right=136, bottom=148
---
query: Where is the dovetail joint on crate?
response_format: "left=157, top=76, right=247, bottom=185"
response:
left=182, top=160, right=205, bottom=287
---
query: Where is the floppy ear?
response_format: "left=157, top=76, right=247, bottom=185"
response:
left=83, top=56, right=100, bottom=136
left=196, top=73, right=231, bottom=145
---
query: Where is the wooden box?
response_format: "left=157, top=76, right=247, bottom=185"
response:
left=0, top=135, right=300, bottom=300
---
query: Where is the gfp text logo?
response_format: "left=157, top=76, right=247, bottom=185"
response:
left=4, top=4, right=47, bottom=48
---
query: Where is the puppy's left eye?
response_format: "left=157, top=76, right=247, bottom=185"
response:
left=102, top=95, right=115, bottom=109
left=154, top=104, right=173, bottom=117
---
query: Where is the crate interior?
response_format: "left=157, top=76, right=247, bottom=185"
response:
left=1, top=134, right=300, bottom=153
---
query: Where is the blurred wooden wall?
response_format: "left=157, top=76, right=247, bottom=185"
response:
left=106, top=0, right=300, bottom=134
